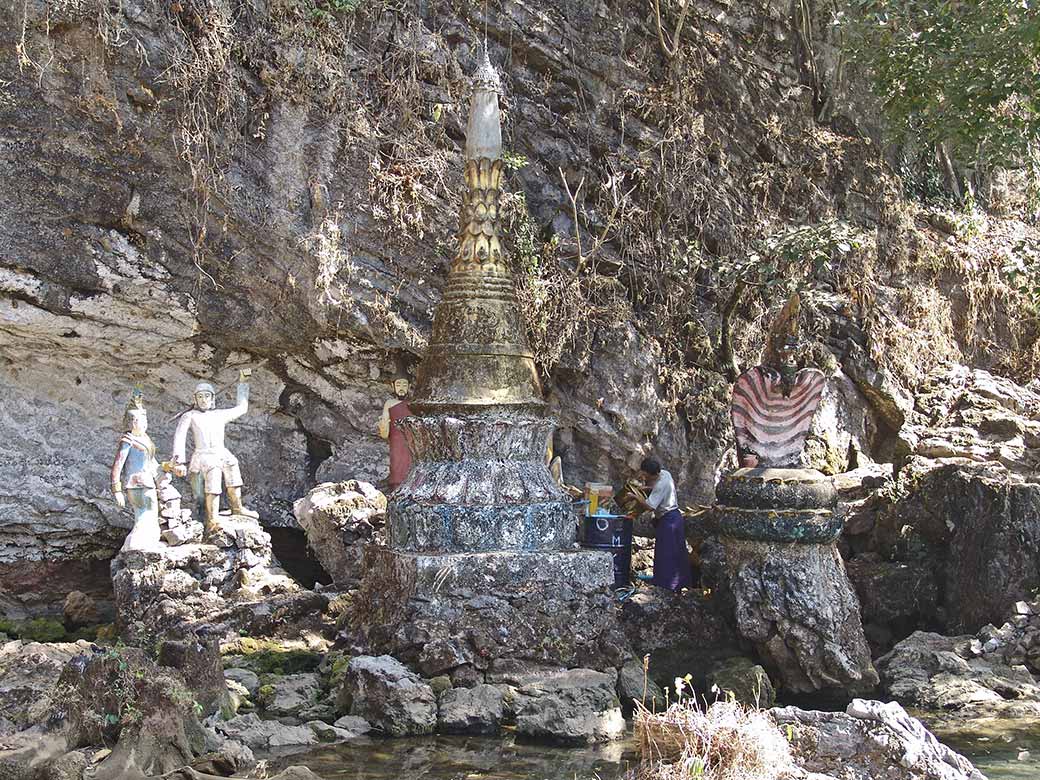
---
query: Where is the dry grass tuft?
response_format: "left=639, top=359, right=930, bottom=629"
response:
left=632, top=699, right=795, bottom=780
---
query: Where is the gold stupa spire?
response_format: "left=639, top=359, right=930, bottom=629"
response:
left=410, top=50, right=543, bottom=410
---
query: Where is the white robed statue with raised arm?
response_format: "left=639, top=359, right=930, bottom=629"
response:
left=172, top=369, right=259, bottom=538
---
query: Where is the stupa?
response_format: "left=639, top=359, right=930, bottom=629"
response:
left=352, top=52, right=623, bottom=681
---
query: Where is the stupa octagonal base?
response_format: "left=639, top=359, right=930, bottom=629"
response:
left=386, top=497, right=574, bottom=553
left=345, top=545, right=627, bottom=677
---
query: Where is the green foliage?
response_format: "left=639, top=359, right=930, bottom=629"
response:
left=839, top=0, right=1040, bottom=178
left=745, top=220, right=865, bottom=288
left=310, top=0, right=363, bottom=18
left=501, top=151, right=529, bottom=171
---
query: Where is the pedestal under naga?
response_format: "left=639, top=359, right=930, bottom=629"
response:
left=705, top=295, right=877, bottom=695
left=349, top=54, right=622, bottom=684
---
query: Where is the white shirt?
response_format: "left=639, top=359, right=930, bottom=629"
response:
left=647, top=469, right=679, bottom=517
left=172, top=383, right=249, bottom=464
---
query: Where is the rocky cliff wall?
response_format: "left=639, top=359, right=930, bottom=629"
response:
left=1, top=0, right=1036, bottom=615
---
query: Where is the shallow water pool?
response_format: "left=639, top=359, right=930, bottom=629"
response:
left=268, top=733, right=637, bottom=780
left=272, top=719, right=1040, bottom=780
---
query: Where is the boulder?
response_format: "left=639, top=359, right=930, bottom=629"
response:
left=775, top=699, right=985, bottom=780
left=336, top=655, right=436, bottom=736
left=616, top=657, right=665, bottom=713
left=876, top=630, right=1040, bottom=717
left=0, top=640, right=90, bottom=731
left=157, top=638, right=230, bottom=718
left=293, top=480, right=386, bottom=587
left=224, top=668, right=261, bottom=697
left=57, top=645, right=209, bottom=776
left=873, top=461, right=1040, bottom=634
left=706, top=656, right=775, bottom=708
left=258, top=673, right=321, bottom=718
left=513, top=668, right=625, bottom=744
left=62, top=590, right=99, bottom=628
left=437, top=683, right=508, bottom=735
left=212, top=713, right=317, bottom=752
left=620, top=587, right=747, bottom=690
left=331, top=715, right=371, bottom=734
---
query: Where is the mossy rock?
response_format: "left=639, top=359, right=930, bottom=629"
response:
left=325, top=653, right=352, bottom=689
left=16, top=618, right=67, bottom=643
left=95, top=624, right=119, bottom=644
left=706, top=657, right=775, bottom=708
left=256, top=684, right=276, bottom=708
left=221, top=637, right=322, bottom=675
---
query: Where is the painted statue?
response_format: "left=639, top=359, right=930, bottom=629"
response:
left=377, top=373, right=413, bottom=491
left=731, top=293, right=826, bottom=468
left=110, top=389, right=162, bottom=551
left=172, top=369, right=258, bottom=537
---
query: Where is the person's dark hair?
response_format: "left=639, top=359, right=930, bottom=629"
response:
left=640, top=457, right=661, bottom=475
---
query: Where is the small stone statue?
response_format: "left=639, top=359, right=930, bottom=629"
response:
left=377, top=373, right=412, bottom=491
left=731, top=293, right=826, bottom=468
left=110, top=389, right=162, bottom=551
left=172, top=370, right=258, bottom=538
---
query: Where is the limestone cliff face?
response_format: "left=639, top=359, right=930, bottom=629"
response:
left=0, top=0, right=1034, bottom=614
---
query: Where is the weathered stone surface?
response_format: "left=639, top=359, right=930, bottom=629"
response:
left=225, top=668, right=261, bottom=697
left=347, top=546, right=625, bottom=674
left=845, top=553, right=940, bottom=654
left=437, top=683, right=509, bottom=735
left=0, top=0, right=918, bottom=622
left=840, top=341, right=916, bottom=432
left=706, top=656, right=776, bottom=708
left=212, top=713, right=318, bottom=753
left=620, top=587, right=748, bottom=690
left=293, top=480, right=386, bottom=587
left=877, top=631, right=1040, bottom=718
left=0, top=559, right=115, bottom=622
left=58, top=645, right=209, bottom=776
left=110, top=516, right=319, bottom=643
left=703, top=538, right=877, bottom=695
left=872, top=461, right=1040, bottom=634
left=513, top=668, right=625, bottom=744
left=61, top=590, right=99, bottom=628
left=775, top=699, right=985, bottom=780
left=803, top=372, right=878, bottom=475
left=336, top=655, right=436, bottom=736
left=258, top=673, right=322, bottom=719
left=157, top=638, right=230, bottom=718
left=0, top=640, right=90, bottom=732
left=331, top=715, right=371, bottom=734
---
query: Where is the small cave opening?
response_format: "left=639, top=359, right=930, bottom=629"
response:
left=267, top=528, right=332, bottom=590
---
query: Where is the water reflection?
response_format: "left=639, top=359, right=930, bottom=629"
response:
left=270, top=733, right=639, bottom=780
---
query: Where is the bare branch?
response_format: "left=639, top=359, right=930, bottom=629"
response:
left=651, top=0, right=691, bottom=59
